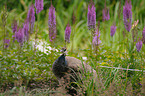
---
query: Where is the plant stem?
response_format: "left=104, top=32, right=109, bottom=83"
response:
left=95, top=45, right=98, bottom=61
left=2, top=5, right=7, bottom=54
left=90, top=30, right=93, bottom=57
left=71, top=25, right=75, bottom=53
left=103, top=20, right=106, bottom=44
left=65, top=40, right=67, bottom=49
left=34, top=14, right=39, bottom=55
left=118, top=0, right=121, bottom=53
left=51, top=41, right=53, bottom=65
left=124, top=64, right=130, bottom=93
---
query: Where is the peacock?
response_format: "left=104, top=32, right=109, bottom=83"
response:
left=52, top=47, right=97, bottom=95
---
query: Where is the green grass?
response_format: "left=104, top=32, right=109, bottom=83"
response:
left=0, top=0, right=145, bottom=95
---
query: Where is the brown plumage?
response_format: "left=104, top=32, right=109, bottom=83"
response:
left=52, top=48, right=97, bottom=95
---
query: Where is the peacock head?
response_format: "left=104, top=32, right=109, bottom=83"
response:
left=60, top=47, right=67, bottom=55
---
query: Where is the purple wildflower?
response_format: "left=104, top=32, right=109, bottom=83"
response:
left=110, top=25, right=117, bottom=37
left=23, top=20, right=29, bottom=41
left=93, top=28, right=101, bottom=46
left=136, top=40, right=142, bottom=52
left=48, top=4, right=56, bottom=42
left=4, top=39, right=10, bottom=48
left=142, top=26, right=145, bottom=44
left=12, top=20, right=17, bottom=33
left=87, top=1, right=96, bottom=30
left=35, top=0, right=43, bottom=14
left=14, top=28, right=25, bottom=45
left=65, top=24, right=71, bottom=43
left=138, top=83, right=142, bottom=86
left=102, top=8, right=110, bottom=21
left=123, top=0, right=132, bottom=32
left=27, top=4, right=35, bottom=33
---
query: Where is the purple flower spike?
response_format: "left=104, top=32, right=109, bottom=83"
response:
left=48, top=4, right=56, bottom=42
left=27, top=4, right=35, bottom=33
left=93, top=28, right=101, bottom=46
left=65, top=24, right=71, bottom=43
left=35, top=0, right=43, bottom=14
left=123, top=0, right=132, bottom=32
left=87, top=2, right=96, bottom=30
left=15, top=28, right=25, bottom=45
left=110, top=25, right=117, bottom=37
left=136, top=40, right=142, bottom=52
left=23, top=20, right=29, bottom=41
left=4, top=39, right=10, bottom=48
left=12, top=20, right=17, bottom=33
left=102, top=8, right=110, bottom=21
left=142, top=26, right=145, bottom=44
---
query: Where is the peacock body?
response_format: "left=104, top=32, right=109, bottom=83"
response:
left=52, top=48, right=97, bottom=95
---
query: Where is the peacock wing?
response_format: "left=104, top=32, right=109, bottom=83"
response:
left=65, top=56, right=85, bottom=71
left=65, top=56, right=93, bottom=73
left=65, top=56, right=97, bottom=82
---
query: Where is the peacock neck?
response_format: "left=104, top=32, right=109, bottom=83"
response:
left=59, top=54, right=67, bottom=66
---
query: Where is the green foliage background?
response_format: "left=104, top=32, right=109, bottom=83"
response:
left=0, top=0, right=145, bottom=95
left=0, top=0, right=145, bottom=49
